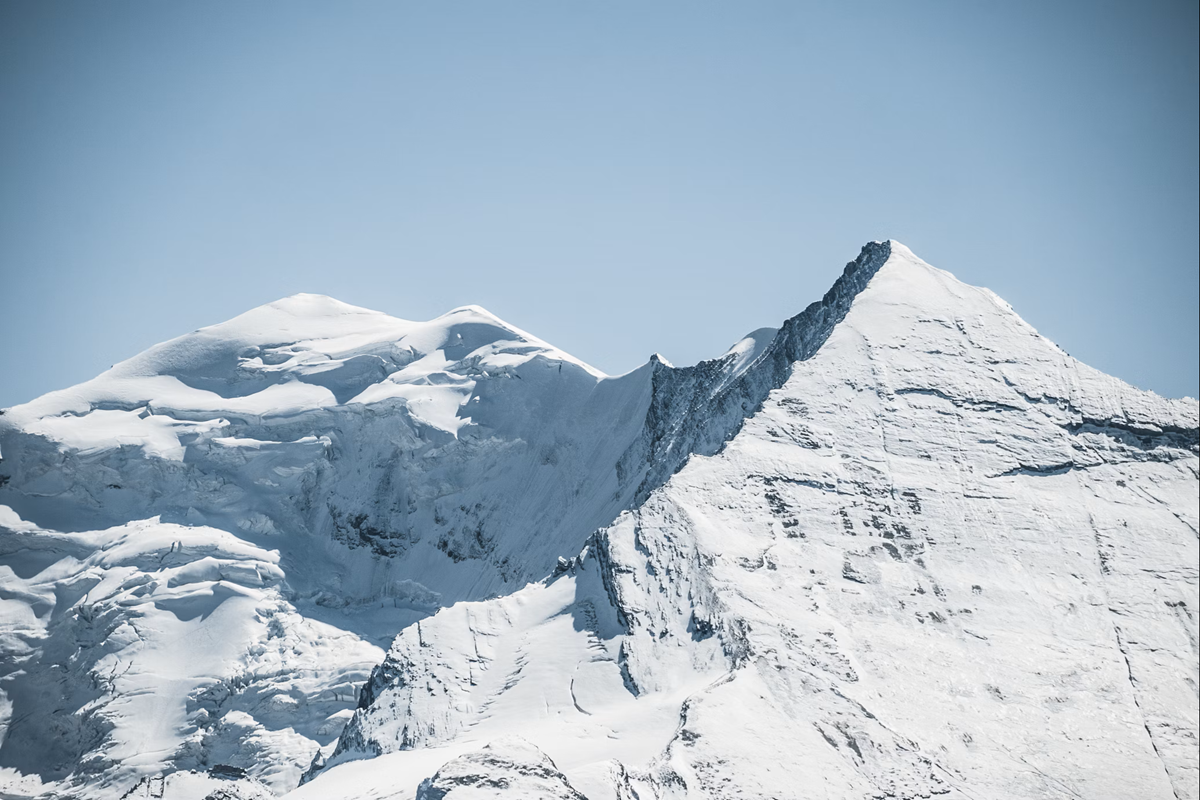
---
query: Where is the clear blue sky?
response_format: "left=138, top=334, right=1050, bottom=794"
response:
left=1, top=0, right=1197, bottom=407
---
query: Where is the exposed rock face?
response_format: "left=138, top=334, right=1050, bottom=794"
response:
left=1, top=242, right=1196, bottom=800
left=593, top=243, right=1198, bottom=799
left=0, top=247, right=897, bottom=799
left=311, top=243, right=1198, bottom=800
left=616, top=240, right=894, bottom=505
left=414, top=738, right=588, bottom=800
left=118, top=770, right=274, bottom=800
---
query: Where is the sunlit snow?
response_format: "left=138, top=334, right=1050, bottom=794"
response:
left=1, top=243, right=1195, bottom=800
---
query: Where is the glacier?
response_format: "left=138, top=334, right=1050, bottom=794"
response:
left=0, top=242, right=1195, bottom=800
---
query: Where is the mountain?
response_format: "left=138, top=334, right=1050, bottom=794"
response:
left=0, top=242, right=1195, bottom=800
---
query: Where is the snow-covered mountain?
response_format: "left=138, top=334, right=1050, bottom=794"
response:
left=1, top=242, right=1195, bottom=800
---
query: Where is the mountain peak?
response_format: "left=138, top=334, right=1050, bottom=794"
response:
left=884, top=238, right=917, bottom=259
left=1, top=241, right=1195, bottom=800
left=439, top=303, right=503, bottom=320
left=268, top=291, right=356, bottom=306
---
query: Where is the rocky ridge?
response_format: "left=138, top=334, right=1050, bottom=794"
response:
left=307, top=243, right=1198, bottom=800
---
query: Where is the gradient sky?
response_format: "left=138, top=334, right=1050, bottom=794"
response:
left=1, top=0, right=1197, bottom=408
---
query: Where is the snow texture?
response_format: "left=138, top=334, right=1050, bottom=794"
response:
left=1, top=242, right=1196, bottom=800
left=413, top=737, right=588, bottom=800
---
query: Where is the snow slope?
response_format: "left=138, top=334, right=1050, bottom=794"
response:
left=1, top=242, right=1196, bottom=800
left=302, top=243, right=1198, bottom=800
left=0, top=503, right=394, bottom=797
left=0, top=299, right=645, bottom=798
left=0, top=267, right=829, bottom=798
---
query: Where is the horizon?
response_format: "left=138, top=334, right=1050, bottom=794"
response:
left=10, top=238, right=1196, bottom=402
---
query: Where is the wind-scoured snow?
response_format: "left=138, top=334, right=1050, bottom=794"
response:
left=0, top=505, right=380, bottom=797
left=295, top=544, right=706, bottom=800
left=303, top=243, right=1198, bottom=800
left=1, top=242, right=1196, bottom=800
left=0, top=282, right=783, bottom=798
left=6, top=296, right=599, bottom=447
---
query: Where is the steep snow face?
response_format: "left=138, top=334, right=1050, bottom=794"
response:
left=615, top=241, right=894, bottom=507
left=0, top=297, right=662, bottom=798
left=0, top=295, right=638, bottom=585
left=0, top=277, right=820, bottom=799
left=0, top=294, right=659, bottom=609
left=303, top=545, right=709, bottom=800
left=307, top=243, right=1198, bottom=800
left=597, top=244, right=1198, bottom=800
left=0, top=505, right=381, bottom=799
